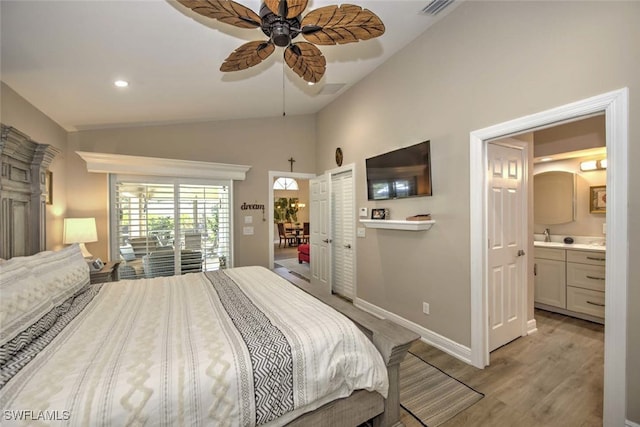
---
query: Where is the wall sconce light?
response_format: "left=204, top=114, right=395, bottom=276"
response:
left=580, top=159, right=607, bottom=172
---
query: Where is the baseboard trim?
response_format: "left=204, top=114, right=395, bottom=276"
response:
left=354, top=298, right=472, bottom=365
left=626, top=419, right=640, bottom=427
left=527, top=318, right=537, bottom=335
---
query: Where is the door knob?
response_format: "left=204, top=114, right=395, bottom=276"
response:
left=322, top=238, right=332, bottom=243
left=517, top=249, right=526, bottom=257
left=344, top=244, right=352, bottom=249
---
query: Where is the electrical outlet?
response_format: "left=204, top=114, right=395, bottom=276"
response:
left=422, top=302, right=430, bottom=315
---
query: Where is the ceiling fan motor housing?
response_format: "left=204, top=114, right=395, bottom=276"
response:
left=259, top=3, right=301, bottom=47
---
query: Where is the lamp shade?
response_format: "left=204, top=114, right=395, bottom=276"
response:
left=63, top=218, right=97, bottom=258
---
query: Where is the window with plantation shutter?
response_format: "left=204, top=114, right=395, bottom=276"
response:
left=110, top=175, right=232, bottom=280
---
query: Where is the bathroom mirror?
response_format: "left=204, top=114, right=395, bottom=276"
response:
left=534, top=171, right=576, bottom=224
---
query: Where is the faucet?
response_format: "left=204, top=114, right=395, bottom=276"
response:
left=543, top=228, right=551, bottom=242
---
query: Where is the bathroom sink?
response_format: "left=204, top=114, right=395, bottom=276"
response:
left=533, top=240, right=606, bottom=251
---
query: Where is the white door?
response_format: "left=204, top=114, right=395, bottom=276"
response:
left=310, top=174, right=331, bottom=293
left=487, top=142, right=526, bottom=351
left=331, top=170, right=355, bottom=299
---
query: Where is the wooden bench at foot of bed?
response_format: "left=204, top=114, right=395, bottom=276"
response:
left=274, top=267, right=420, bottom=427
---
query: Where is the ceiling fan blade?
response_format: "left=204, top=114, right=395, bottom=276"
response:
left=177, top=0, right=261, bottom=29
left=264, top=0, right=308, bottom=19
left=301, top=4, right=385, bottom=45
left=284, top=42, right=326, bottom=83
left=220, top=40, right=276, bottom=72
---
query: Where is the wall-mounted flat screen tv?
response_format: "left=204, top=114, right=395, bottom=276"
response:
left=366, top=140, right=432, bottom=201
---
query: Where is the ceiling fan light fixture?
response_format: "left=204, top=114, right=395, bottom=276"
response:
left=177, top=0, right=385, bottom=83
left=271, top=22, right=291, bottom=47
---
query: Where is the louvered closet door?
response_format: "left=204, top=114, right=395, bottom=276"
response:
left=331, top=171, right=355, bottom=299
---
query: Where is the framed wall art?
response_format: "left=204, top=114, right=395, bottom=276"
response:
left=45, top=170, right=53, bottom=205
left=589, top=185, right=606, bottom=214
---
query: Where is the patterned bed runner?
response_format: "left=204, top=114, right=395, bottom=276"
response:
left=206, top=271, right=294, bottom=424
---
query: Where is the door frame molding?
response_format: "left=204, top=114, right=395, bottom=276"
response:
left=268, top=170, right=317, bottom=269
left=469, top=88, right=628, bottom=426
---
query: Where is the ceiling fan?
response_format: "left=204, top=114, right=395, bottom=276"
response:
left=177, top=0, right=385, bottom=83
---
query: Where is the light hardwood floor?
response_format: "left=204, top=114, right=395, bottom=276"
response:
left=274, top=243, right=298, bottom=261
left=402, top=309, right=604, bottom=427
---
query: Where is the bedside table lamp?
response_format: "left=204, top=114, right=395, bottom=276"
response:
left=63, top=217, right=98, bottom=259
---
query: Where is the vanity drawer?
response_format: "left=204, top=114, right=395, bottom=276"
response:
left=567, top=286, right=605, bottom=318
left=567, top=263, right=606, bottom=292
left=534, top=247, right=565, bottom=261
left=566, top=249, right=606, bottom=266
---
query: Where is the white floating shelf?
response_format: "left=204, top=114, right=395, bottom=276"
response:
left=359, top=219, right=435, bottom=231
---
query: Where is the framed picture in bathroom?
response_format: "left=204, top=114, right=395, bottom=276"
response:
left=590, top=185, right=606, bottom=214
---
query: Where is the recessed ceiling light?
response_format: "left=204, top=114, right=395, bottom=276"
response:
left=114, top=80, right=129, bottom=88
left=307, top=81, right=315, bottom=86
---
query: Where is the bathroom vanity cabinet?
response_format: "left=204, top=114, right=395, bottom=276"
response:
left=534, top=246, right=605, bottom=323
left=534, top=248, right=566, bottom=308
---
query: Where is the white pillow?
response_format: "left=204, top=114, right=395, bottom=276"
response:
left=0, top=265, right=53, bottom=346
left=0, top=244, right=90, bottom=345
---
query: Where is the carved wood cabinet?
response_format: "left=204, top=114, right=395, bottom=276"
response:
left=1, top=124, right=60, bottom=259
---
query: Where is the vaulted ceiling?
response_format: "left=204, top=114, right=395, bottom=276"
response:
left=1, top=0, right=459, bottom=131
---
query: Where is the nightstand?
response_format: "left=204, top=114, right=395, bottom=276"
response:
left=90, top=261, right=120, bottom=284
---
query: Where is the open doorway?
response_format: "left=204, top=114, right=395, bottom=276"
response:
left=268, top=171, right=314, bottom=280
left=486, top=114, right=607, bottom=352
left=470, top=88, right=628, bottom=425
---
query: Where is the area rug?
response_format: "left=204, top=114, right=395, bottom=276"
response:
left=274, top=257, right=310, bottom=281
left=400, top=352, right=484, bottom=426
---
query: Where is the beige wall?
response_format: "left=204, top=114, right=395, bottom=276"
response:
left=315, top=1, right=639, bottom=420
left=0, top=82, right=69, bottom=250
left=66, top=115, right=316, bottom=266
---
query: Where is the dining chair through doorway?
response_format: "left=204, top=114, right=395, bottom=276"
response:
left=277, top=222, right=296, bottom=248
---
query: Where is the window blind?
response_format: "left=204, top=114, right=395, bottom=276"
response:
left=111, top=176, right=231, bottom=280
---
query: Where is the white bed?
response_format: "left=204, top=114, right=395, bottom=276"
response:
left=0, top=245, right=417, bottom=426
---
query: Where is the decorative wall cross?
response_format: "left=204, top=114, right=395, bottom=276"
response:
left=288, top=157, right=296, bottom=172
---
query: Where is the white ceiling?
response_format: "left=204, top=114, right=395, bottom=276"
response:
left=1, top=0, right=460, bottom=131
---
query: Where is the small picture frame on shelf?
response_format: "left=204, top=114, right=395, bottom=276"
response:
left=371, top=208, right=386, bottom=220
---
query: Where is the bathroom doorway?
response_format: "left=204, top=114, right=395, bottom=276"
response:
left=470, top=88, right=628, bottom=425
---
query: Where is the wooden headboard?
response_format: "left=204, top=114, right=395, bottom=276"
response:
left=0, top=124, right=60, bottom=259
